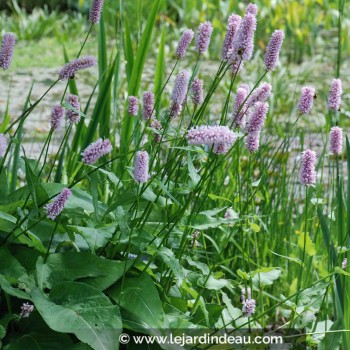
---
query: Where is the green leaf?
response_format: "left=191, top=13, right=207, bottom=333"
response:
left=36, top=252, right=132, bottom=291
left=298, top=232, right=316, bottom=256
left=252, top=267, right=282, bottom=286
left=108, top=273, right=164, bottom=330
left=31, top=282, right=122, bottom=350
left=70, top=225, right=114, bottom=253
left=23, top=157, right=40, bottom=209
left=197, top=275, right=230, bottom=290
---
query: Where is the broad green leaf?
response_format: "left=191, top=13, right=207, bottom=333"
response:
left=252, top=267, right=282, bottom=286
left=32, top=282, right=122, bottom=350
left=197, top=275, right=230, bottom=290
left=36, top=252, right=132, bottom=291
left=298, top=232, right=316, bottom=256
left=108, top=273, right=164, bottom=330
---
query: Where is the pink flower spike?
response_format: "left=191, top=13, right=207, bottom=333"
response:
left=329, top=126, right=343, bottom=156
left=245, top=131, right=261, bottom=152
left=246, top=102, right=269, bottom=133
left=0, top=33, right=16, bottom=71
left=221, top=14, right=241, bottom=60
left=128, top=96, right=139, bottom=116
left=66, top=94, right=81, bottom=123
left=191, top=78, right=204, bottom=106
left=264, top=30, right=285, bottom=71
left=50, top=104, right=65, bottom=131
left=187, top=125, right=236, bottom=146
left=195, top=21, right=213, bottom=55
left=297, top=86, right=316, bottom=115
left=89, top=0, right=104, bottom=24
left=299, top=149, right=317, bottom=187
left=170, top=70, right=190, bottom=118
left=81, top=138, right=112, bottom=164
left=176, top=29, right=194, bottom=59
left=231, top=13, right=256, bottom=62
left=45, top=188, right=72, bottom=220
left=233, top=85, right=249, bottom=129
left=0, top=134, right=8, bottom=157
left=142, top=91, right=154, bottom=120
left=245, top=3, right=258, bottom=16
left=328, top=78, right=342, bottom=111
left=58, top=56, right=97, bottom=80
left=134, top=151, right=149, bottom=183
left=247, top=82, right=272, bottom=107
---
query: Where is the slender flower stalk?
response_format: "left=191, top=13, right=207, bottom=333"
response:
left=176, top=29, right=194, bottom=59
left=187, top=125, right=236, bottom=146
left=134, top=151, right=149, bottom=183
left=297, top=86, right=316, bottom=115
left=0, top=134, right=7, bottom=157
left=221, top=14, right=241, bottom=60
left=170, top=70, right=190, bottom=118
left=247, top=82, right=272, bottom=106
left=128, top=96, right=139, bottom=116
left=50, top=105, right=65, bottom=131
left=0, top=33, right=16, bottom=70
left=58, top=56, right=97, bottom=80
left=89, top=0, right=104, bottom=24
left=142, top=91, right=154, bottom=120
left=45, top=188, right=72, bottom=220
left=81, top=138, right=112, bottom=164
left=328, top=78, right=342, bottom=111
left=329, top=126, right=343, bottom=156
left=264, top=30, right=285, bottom=71
left=66, top=95, right=81, bottom=123
left=299, top=149, right=317, bottom=187
left=191, top=78, right=204, bottom=106
left=195, top=21, right=213, bottom=55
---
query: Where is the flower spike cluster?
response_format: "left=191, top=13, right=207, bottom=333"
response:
left=232, top=84, right=250, bottom=129
left=191, top=78, right=204, bottom=106
left=328, top=78, right=342, bottom=111
left=231, top=4, right=257, bottom=62
left=58, top=56, right=97, bottom=80
left=81, top=138, right=112, bottom=164
left=0, top=134, right=7, bottom=157
left=143, top=91, right=154, bottom=120
left=241, top=287, right=256, bottom=317
left=247, top=82, right=272, bottom=107
left=221, top=14, right=241, bottom=60
left=45, top=188, right=72, bottom=220
left=298, top=86, right=316, bottom=115
left=299, top=149, right=317, bottom=187
left=128, top=96, right=139, bottom=116
left=195, top=22, right=213, bottom=55
left=89, top=0, right=104, bottom=24
left=187, top=125, right=236, bottom=154
left=50, top=104, right=65, bottom=131
left=176, top=29, right=194, bottom=59
left=170, top=70, right=190, bottom=118
left=264, top=30, right=285, bottom=71
left=134, top=151, right=149, bottom=183
left=0, top=33, right=16, bottom=71
left=329, top=126, right=343, bottom=156
left=66, top=95, right=81, bottom=123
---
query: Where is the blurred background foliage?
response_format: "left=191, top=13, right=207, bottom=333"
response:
left=0, top=0, right=348, bottom=64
